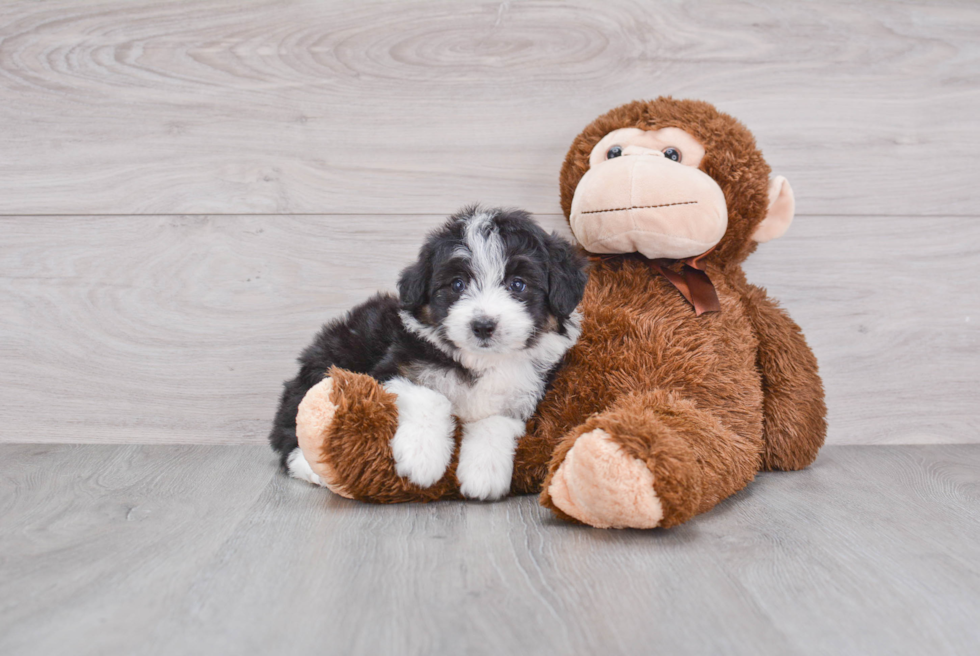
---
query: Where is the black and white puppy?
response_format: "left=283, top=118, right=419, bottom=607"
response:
left=269, top=206, right=588, bottom=500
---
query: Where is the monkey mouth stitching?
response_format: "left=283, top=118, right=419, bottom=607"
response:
left=582, top=201, right=698, bottom=215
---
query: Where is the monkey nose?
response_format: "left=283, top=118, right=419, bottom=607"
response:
left=471, top=317, right=497, bottom=341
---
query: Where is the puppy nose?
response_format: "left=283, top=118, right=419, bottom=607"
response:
left=471, top=317, right=496, bottom=340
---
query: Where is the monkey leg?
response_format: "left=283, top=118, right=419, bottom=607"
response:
left=540, top=389, right=763, bottom=528
left=296, top=366, right=462, bottom=503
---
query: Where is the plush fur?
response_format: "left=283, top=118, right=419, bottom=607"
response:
left=287, top=98, right=827, bottom=529
left=271, top=206, right=588, bottom=499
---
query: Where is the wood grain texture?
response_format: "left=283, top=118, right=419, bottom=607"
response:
left=0, top=444, right=977, bottom=656
left=0, top=0, right=978, bottom=216
left=2, top=213, right=977, bottom=446
left=743, top=213, right=980, bottom=445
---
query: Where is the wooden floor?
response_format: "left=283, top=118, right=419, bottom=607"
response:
left=1, top=2, right=978, bottom=654
left=1, top=444, right=978, bottom=656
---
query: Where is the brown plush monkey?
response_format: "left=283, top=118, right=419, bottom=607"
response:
left=295, top=97, right=826, bottom=528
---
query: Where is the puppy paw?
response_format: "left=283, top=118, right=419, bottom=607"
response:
left=385, top=377, right=455, bottom=488
left=286, top=447, right=324, bottom=486
left=458, top=415, right=524, bottom=501
left=547, top=429, right=664, bottom=529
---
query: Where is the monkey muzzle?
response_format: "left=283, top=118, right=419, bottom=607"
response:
left=569, top=152, right=728, bottom=260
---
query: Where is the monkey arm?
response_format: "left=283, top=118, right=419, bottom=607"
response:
left=296, top=366, right=463, bottom=503
left=738, top=280, right=827, bottom=471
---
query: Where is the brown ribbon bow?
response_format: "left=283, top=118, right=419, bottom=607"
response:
left=590, top=249, right=721, bottom=316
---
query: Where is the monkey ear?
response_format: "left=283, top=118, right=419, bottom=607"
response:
left=545, top=233, right=589, bottom=319
left=397, top=247, right=432, bottom=312
left=751, top=176, right=795, bottom=243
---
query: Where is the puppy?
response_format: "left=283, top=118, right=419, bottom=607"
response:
left=269, top=206, right=588, bottom=500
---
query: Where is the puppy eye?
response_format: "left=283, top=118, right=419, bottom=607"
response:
left=663, top=147, right=681, bottom=162
left=606, top=145, right=623, bottom=159
left=451, top=278, right=466, bottom=293
left=509, top=278, right=527, bottom=293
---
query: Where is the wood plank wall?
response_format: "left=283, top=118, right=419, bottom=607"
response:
left=1, top=1, right=977, bottom=445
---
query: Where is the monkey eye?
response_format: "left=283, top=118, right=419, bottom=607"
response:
left=451, top=278, right=466, bottom=293
left=508, top=278, right=527, bottom=293
left=663, top=147, right=681, bottom=162
left=606, top=145, right=623, bottom=159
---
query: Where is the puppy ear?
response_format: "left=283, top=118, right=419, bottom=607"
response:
left=397, top=246, right=432, bottom=312
left=545, top=233, right=589, bottom=319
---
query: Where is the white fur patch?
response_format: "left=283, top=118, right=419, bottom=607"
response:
left=286, top=447, right=325, bottom=487
left=457, top=415, right=525, bottom=500
left=462, top=210, right=506, bottom=286
left=443, top=211, right=535, bottom=354
left=402, top=310, right=582, bottom=424
left=384, top=377, right=456, bottom=488
left=444, top=286, right=535, bottom=354
left=399, top=311, right=456, bottom=359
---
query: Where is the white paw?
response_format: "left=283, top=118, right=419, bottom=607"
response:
left=385, top=377, right=455, bottom=488
left=457, top=415, right=525, bottom=501
left=286, top=447, right=325, bottom=487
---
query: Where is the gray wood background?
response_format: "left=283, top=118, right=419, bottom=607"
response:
left=1, top=0, right=977, bottom=447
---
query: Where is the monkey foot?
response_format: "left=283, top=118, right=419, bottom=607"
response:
left=296, top=366, right=462, bottom=503
left=296, top=376, right=354, bottom=499
left=546, top=429, right=664, bottom=529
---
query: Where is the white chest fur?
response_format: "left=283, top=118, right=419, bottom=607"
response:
left=410, top=358, right=543, bottom=423
left=405, top=312, right=581, bottom=424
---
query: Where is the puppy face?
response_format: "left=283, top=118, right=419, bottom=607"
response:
left=399, top=207, right=588, bottom=356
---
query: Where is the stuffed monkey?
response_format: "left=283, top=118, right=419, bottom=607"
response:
left=292, top=97, right=826, bottom=528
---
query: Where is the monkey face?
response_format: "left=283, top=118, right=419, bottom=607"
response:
left=569, top=127, right=729, bottom=260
